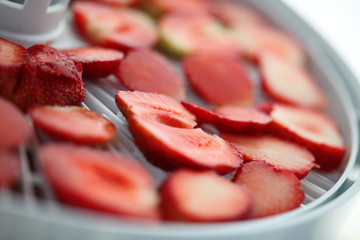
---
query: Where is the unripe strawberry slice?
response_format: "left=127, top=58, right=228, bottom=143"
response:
left=159, top=13, right=239, bottom=57
left=29, top=106, right=116, bottom=145
left=72, top=1, right=157, bottom=51
left=115, top=49, right=185, bottom=100
left=260, top=52, right=327, bottom=110
left=40, top=144, right=160, bottom=220
left=143, top=0, right=210, bottom=16
left=233, top=161, right=305, bottom=218
left=0, top=98, right=31, bottom=150
left=261, top=104, right=346, bottom=171
left=222, top=134, right=316, bottom=179
left=160, top=169, right=253, bottom=222
left=0, top=38, right=26, bottom=98
left=183, top=53, right=253, bottom=106
left=62, top=46, right=124, bottom=78
left=115, top=91, right=196, bottom=129
left=0, top=152, right=20, bottom=190
left=10, top=45, right=85, bottom=111
left=128, top=115, right=243, bottom=174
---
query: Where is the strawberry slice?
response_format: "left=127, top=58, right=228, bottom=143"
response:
left=115, top=49, right=185, bottom=100
left=0, top=98, right=31, bottom=150
left=261, top=104, right=346, bottom=171
left=260, top=52, right=327, bottom=110
left=128, top=115, right=243, bottom=174
left=214, top=105, right=271, bottom=134
left=62, top=46, right=124, bottom=79
left=0, top=152, right=20, bottom=190
left=222, top=134, right=316, bottom=179
left=183, top=52, right=253, bottom=106
left=210, top=0, right=264, bottom=27
left=0, top=38, right=26, bottom=98
left=115, top=91, right=196, bottom=129
left=231, top=25, right=306, bottom=65
left=233, top=161, right=305, bottom=218
left=29, top=106, right=116, bottom=145
left=159, top=13, right=240, bottom=57
left=40, top=144, right=159, bottom=219
left=143, top=0, right=210, bottom=16
left=10, top=45, right=85, bottom=111
left=181, top=101, right=219, bottom=124
left=159, top=169, right=253, bottom=222
left=72, top=1, right=157, bottom=51
left=80, top=0, right=140, bottom=7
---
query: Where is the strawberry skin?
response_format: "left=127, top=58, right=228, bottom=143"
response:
left=62, top=46, right=124, bottom=78
left=115, top=49, right=185, bottom=100
left=0, top=152, right=20, bottom=190
left=40, top=143, right=160, bottom=220
left=0, top=38, right=26, bottom=98
left=29, top=106, right=116, bottom=145
left=233, top=161, right=305, bottom=218
left=115, top=91, right=196, bottom=129
left=262, top=104, right=346, bottom=171
left=10, top=45, right=85, bottom=111
left=128, top=115, right=243, bottom=174
left=159, top=169, right=253, bottom=222
left=0, top=98, right=31, bottom=150
left=222, top=134, right=316, bottom=179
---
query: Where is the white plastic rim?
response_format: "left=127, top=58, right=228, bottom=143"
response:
left=0, top=0, right=69, bottom=46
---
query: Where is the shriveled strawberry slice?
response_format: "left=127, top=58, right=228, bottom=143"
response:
left=181, top=101, right=219, bottom=124
left=159, top=13, right=239, bottom=57
left=261, top=104, right=346, bottom=171
left=183, top=52, right=253, bottom=106
left=143, top=0, right=210, bottom=16
left=128, top=115, right=243, bottom=174
left=115, top=49, right=185, bottom=100
left=0, top=152, right=20, bottom=190
left=62, top=46, right=124, bottom=78
left=10, top=45, right=85, bottom=111
left=72, top=1, right=157, bottom=51
left=210, top=0, right=264, bottom=27
left=115, top=91, right=196, bottom=129
left=231, top=25, right=306, bottom=65
left=40, top=144, right=159, bottom=219
left=214, top=105, right=271, bottom=134
left=0, top=98, right=31, bottom=150
left=233, top=161, right=305, bottom=218
left=222, top=134, right=316, bottom=179
left=29, top=106, right=116, bottom=145
left=260, top=52, right=327, bottom=110
left=160, top=169, right=253, bottom=222
left=0, top=38, right=26, bottom=98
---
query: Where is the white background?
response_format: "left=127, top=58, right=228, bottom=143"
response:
left=281, top=1, right=360, bottom=239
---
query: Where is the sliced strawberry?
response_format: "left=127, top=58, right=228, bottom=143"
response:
left=214, top=105, right=271, bottom=134
left=159, top=169, right=253, bottom=222
left=181, top=101, right=219, bottom=124
left=0, top=98, right=31, bottom=150
left=79, top=0, right=141, bottom=7
left=183, top=52, right=253, bottom=106
left=222, top=134, right=316, bottom=179
left=231, top=25, right=306, bottom=65
left=159, top=13, right=240, bottom=57
left=210, top=0, right=264, bottom=27
left=62, top=46, right=124, bottom=79
left=72, top=1, right=157, bottom=51
left=115, top=49, right=185, bottom=100
left=128, top=115, right=243, bottom=174
left=115, top=91, right=196, bottom=129
left=0, top=38, right=26, bottom=98
left=29, top=106, right=116, bottom=145
left=259, top=52, right=327, bottom=110
left=10, top=45, right=85, bottom=111
left=40, top=144, right=159, bottom=219
left=233, top=161, right=305, bottom=218
left=0, top=152, right=20, bottom=190
left=143, top=0, right=210, bottom=16
left=262, top=104, right=346, bottom=171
